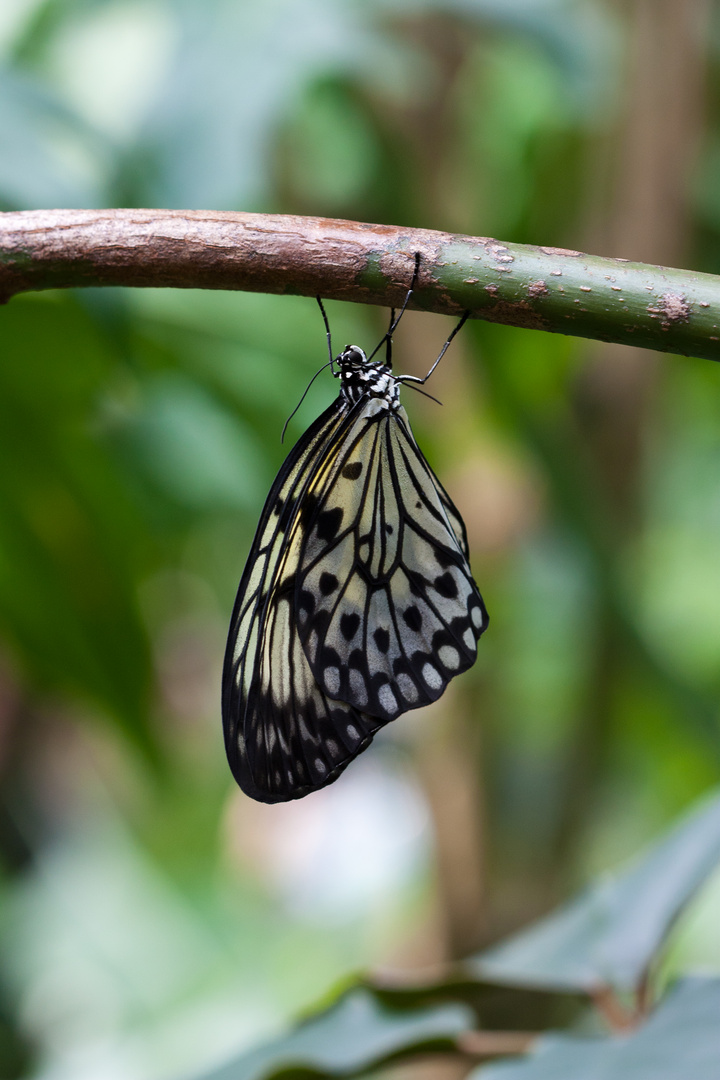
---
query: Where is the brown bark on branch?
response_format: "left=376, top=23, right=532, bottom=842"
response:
left=1, top=209, right=719, bottom=360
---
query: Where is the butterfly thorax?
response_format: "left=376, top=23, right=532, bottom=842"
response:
left=336, top=346, right=401, bottom=410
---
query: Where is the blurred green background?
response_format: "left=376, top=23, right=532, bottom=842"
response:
left=1, top=1, right=720, bottom=1077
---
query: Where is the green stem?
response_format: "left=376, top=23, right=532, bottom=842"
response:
left=0, top=210, right=718, bottom=360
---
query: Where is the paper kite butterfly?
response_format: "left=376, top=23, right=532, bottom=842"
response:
left=222, top=255, right=488, bottom=802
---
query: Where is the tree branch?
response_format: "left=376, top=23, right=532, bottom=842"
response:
left=1, top=209, right=718, bottom=360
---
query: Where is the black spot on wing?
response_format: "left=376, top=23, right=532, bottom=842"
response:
left=373, top=627, right=390, bottom=653
left=319, top=572, right=339, bottom=596
left=348, top=648, right=365, bottom=670
left=341, top=461, right=363, bottom=480
left=434, top=572, right=458, bottom=599
left=316, top=507, right=344, bottom=542
left=403, top=605, right=423, bottom=632
left=340, top=612, right=361, bottom=640
left=312, top=608, right=331, bottom=635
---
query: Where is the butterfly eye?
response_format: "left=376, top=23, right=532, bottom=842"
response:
left=342, top=345, right=366, bottom=365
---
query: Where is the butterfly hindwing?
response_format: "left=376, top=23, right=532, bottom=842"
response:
left=296, top=401, right=488, bottom=722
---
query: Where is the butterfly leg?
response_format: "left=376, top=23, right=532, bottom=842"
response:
left=386, top=308, right=396, bottom=367
left=367, top=251, right=422, bottom=362
left=388, top=251, right=421, bottom=335
left=401, top=309, right=470, bottom=386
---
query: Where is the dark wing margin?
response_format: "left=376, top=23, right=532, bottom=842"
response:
left=296, top=402, right=488, bottom=722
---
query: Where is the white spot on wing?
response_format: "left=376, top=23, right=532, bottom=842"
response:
left=438, top=645, right=460, bottom=670
left=396, top=673, right=418, bottom=703
left=422, top=662, right=443, bottom=690
left=378, top=684, right=399, bottom=714
left=349, top=668, right=368, bottom=706
left=324, top=666, right=341, bottom=695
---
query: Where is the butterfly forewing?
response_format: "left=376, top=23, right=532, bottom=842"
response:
left=296, top=401, right=487, bottom=722
left=222, top=399, right=385, bottom=802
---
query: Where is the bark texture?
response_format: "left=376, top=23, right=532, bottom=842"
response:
left=1, top=209, right=718, bottom=360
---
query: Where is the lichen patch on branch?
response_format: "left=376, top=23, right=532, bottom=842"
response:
left=659, top=291, right=691, bottom=325
left=488, top=243, right=515, bottom=265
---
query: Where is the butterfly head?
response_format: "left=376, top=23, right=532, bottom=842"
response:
left=336, top=345, right=400, bottom=409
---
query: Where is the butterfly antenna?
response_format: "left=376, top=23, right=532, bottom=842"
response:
left=367, top=251, right=422, bottom=363
left=398, top=309, right=470, bottom=387
left=281, top=358, right=335, bottom=443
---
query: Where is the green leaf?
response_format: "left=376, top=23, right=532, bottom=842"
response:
left=473, top=977, right=720, bottom=1080
left=467, top=789, right=720, bottom=994
left=196, top=987, right=474, bottom=1080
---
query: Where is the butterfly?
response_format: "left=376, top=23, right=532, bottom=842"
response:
left=222, top=257, right=488, bottom=803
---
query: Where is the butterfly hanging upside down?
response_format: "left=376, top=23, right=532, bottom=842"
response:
left=222, top=255, right=488, bottom=803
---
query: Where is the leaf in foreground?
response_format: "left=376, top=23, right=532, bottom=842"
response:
left=466, top=788, right=720, bottom=993
left=472, top=976, right=720, bottom=1080
left=196, top=987, right=474, bottom=1080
